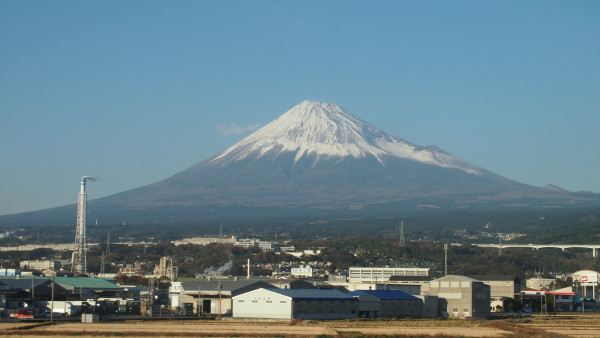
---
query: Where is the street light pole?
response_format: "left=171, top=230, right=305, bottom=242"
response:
left=50, top=278, right=55, bottom=322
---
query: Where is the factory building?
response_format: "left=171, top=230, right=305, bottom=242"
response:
left=176, top=279, right=274, bottom=316
left=387, top=275, right=432, bottom=295
left=466, top=275, right=520, bottom=312
left=348, top=267, right=429, bottom=283
left=19, top=260, right=61, bottom=272
left=426, top=275, right=490, bottom=319
left=348, top=290, right=423, bottom=318
left=232, top=288, right=358, bottom=319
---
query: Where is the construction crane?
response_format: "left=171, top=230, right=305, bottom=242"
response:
left=71, top=176, right=95, bottom=275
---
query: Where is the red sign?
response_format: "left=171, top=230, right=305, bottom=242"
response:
left=582, top=276, right=589, bottom=282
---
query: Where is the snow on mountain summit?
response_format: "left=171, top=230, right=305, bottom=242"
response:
left=211, top=101, right=481, bottom=174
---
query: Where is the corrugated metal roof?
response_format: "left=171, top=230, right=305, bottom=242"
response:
left=348, top=290, right=420, bottom=300
left=268, top=288, right=355, bottom=300
left=54, top=277, right=121, bottom=289
left=389, top=276, right=432, bottom=282
left=0, top=276, right=121, bottom=290
left=466, top=275, right=517, bottom=282
left=181, top=279, right=268, bottom=292
left=0, top=278, right=48, bottom=290
left=434, top=275, right=480, bottom=282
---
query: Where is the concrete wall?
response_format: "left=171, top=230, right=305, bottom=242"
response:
left=292, top=298, right=357, bottom=319
left=233, top=289, right=358, bottom=319
left=428, top=276, right=490, bottom=319
left=233, top=289, right=292, bottom=319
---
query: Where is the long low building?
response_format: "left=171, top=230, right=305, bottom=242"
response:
left=349, top=267, right=429, bottom=283
left=348, top=290, right=423, bottom=318
left=233, top=288, right=358, bottom=319
left=176, top=279, right=275, bottom=316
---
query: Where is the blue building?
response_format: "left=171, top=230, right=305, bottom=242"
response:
left=348, top=290, right=423, bottom=318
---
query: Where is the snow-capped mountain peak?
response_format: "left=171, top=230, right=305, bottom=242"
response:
left=211, top=101, right=481, bottom=174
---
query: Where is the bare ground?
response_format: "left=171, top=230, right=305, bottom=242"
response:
left=2, top=313, right=599, bottom=337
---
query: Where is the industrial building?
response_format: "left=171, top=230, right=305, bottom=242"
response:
left=175, top=279, right=274, bottom=316
left=348, top=290, right=423, bottom=318
left=572, top=269, right=600, bottom=301
left=348, top=267, right=429, bottom=283
left=466, top=275, right=520, bottom=312
left=387, top=275, right=432, bottom=295
left=526, top=277, right=555, bottom=290
left=426, top=275, right=490, bottom=319
left=19, top=260, right=61, bottom=272
left=232, top=288, right=358, bottom=319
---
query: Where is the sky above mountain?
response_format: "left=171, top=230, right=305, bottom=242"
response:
left=1, top=1, right=599, bottom=216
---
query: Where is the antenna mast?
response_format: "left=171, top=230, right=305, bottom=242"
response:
left=72, top=176, right=94, bottom=275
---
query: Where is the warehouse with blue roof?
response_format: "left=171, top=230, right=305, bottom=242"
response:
left=232, top=288, right=358, bottom=319
left=348, top=290, right=423, bottom=318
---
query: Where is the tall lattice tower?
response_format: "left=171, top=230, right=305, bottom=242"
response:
left=72, top=176, right=95, bottom=275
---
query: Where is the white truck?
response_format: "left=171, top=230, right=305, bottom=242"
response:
left=34, top=301, right=87, bottom=316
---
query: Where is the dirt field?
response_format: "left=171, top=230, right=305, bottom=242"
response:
left=2, top=313, right=600, bottom=337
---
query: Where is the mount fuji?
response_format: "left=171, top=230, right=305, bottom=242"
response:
left=3, top=101, right=599, bottom=225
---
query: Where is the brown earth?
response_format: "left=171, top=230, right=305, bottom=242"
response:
left=2, top=313, right=599, bottom=337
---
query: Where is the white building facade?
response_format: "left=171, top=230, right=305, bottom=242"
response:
left=233, top=288, right=358, bottom=319
left=349, top=267, right=429, bottom=283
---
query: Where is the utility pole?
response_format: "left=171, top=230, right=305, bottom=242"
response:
left=50, top=278, right=55, bottom=322
left=100, top=253, right=105, bottom=276
left=444, top=244, right=448, bottom=276
left=498, top=232, right=502, bottom=256
left=399, top=220, right=405, bottom=247
left=106, top=231, right=111, bottom=254
left=31, top=278, right=35, bottom=312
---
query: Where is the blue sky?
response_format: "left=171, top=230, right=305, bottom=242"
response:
left=1, top=1, right=599, bottom=216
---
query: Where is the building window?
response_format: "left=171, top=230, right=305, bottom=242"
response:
left=280, top=301, right=287, bottom=303
left=442, top=307, right=448, bottom=313
left=452, top=308, right=459, bottom=313
left=238, top=300, right=244, bottom=302
left=463, top=307, right=469, bottom=313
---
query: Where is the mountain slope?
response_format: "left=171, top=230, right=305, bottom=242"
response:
left=210, top=101, right=480, bottom=173
left=2, top=101, right=599, bottom=225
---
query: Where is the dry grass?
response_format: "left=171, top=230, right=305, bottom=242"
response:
left=3, top=314, right=600, bottom=337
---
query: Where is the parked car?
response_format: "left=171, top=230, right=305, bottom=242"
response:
left=506, top=310, right=514, bottom=317
left=15, top=309, right=35, bottom=319
left=39, top=312, right=63, bottom=318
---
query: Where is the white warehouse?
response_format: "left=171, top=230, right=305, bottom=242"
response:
left=233, top=288, right=358, bottom=319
